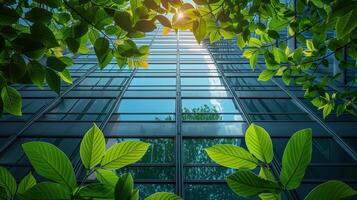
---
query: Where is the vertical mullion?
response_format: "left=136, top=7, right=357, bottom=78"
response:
left=176, top=30, right=184, bottom=197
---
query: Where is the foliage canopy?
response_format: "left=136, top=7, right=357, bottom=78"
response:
left=0, top=0, right=356, bottom=118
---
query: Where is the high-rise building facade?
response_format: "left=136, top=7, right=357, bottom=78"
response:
left=0, top=25, right=356, bottom=199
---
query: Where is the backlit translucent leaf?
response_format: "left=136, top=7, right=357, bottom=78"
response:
left=205, top=144, right=258, bottom=169
left=80, top=123, right=106, bottom=170
left=280, top=128, right=312, bottom=189
left=22, top=142, right=77, bottom=190
left=245, top=123, right=273, bottom=163
left=101, top=141, right=150, bottom=170
left=304, top=180, right=357, bottom=200
left=145, top=192, right=183, bottom=200
left=227, top=170, right=281, bottom=198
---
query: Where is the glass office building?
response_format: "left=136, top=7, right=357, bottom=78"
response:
left=0, top=25, right=356, bottom=199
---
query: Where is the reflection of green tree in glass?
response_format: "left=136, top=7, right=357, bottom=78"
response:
left=183, top=104, right=222, bottom=121
left=155, top=104, right=222, bottom=121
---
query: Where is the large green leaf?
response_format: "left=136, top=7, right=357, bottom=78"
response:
left=1, top=86, right=22, bottom=116
left=23, top=182, right=71, bottom=200
left=17, top=172, right=36, bottom=195
left=94, top=37, right=112, bottom=69
left=96, top=169, right=119, bottom=186
left=25, top=7, right=53, bottom=24
left=115, top=173, right=134, bottom=200
left=114, top=11, right=132, bottom=31
left=46, top=69, right=61, bottom=94
left=30, top=23, right=59, bottom=48
left=258, top=168, right=281, bottom=200
left=79, top=183, right=114, bottom=199
left=0, top=167, right=17, bottom=199
left=46, top=56, right=69, bottom=72
left=100, top=141, right=150, bottom=170
left=22, top=142, right=77, bottom=190
left=258, top=70, right=275, bottom=81
left=227, top=170, right=281, bottom=198
left=304, top=180, right=357, bottom=200
left=205, top=144, right=258, bottom=169
left=58, top=69, right=73, bottom=84
left=28, top=61, right=46, bottom=88
left=80, top=123, right=106, bottom=170
left=245, top=123, right=273, bottom=163
left=209, top=30, right=221, bottom=44
left=134, top=20, right=156, bottom=32
left=193, top=18, right=207, bottom=44
left=280, top=128, right=312, bottom=190
left=145, top=192, right=183, bottom=200
left=336, top=10, right=357, bottom=40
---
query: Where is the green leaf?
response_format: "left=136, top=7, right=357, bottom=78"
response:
left=0, top=6, right=19, bottom=25
left=1, top=86, right=22, bottom=116
left=306, top=40, right=315, bottom=51
left=250, top=50, right=259, bottom=70
left=267, top=30, right=280, bottom=40
left=293, top=47, right=303, bottom=62
left=145, top=192, right=183, bottom=200
left=245, top=123, right=273, bottom=163
left=336, top=10, right=357, bottom=40
left=58, top=69, right=73, bottom=84
left=79, top=183, right=114, bottom=199
left=115, top=173, right=134, bottom=200
left=23, top=182, right=71, bottom=200
left=101, top=141, right=150, bottom=170
left=237, top=34, right=246, bottom=50
left=46, top=56, right=70, bottom=72
left=322, top=103, right=333, bottom=119
left=22, top=141, right=77, bottom=190
left=209, top=30, right=221, bottom=44
left=25, top=7, right=53, bottom=24
left=46, top=69, right=61, bottom=94
left=114, top=11, right=132, bottom=31
left=280, top=128, right=312, bottom=190
left=304, top=180, right=357, bottom=200
left=0, top=166, right=17, bottom=199
left=155, top=15, right=171, bottom=28
left=65, top=37, right=80, bottom=54
left=258, top=168, right=281, bottom=200
left=80, top=123, right=106, bottom=170
left=94, top=37, right=112, bottom=69
left=17, top=172, right=36, bottom=195
left=227, top=170, right=281, bottom=198
left=72, top=21, right=88, bottom=39
left=248, top=38, right=262, bottom=47
left=193, top=18, right=207, bottom=44
left=134, top=20, right=156, bottom=32
left=28, top=61, right=46, bottom=88
left=96, top=169, right=119, bottom=186
left=205, top=144, right=258, bottom=169
left=258, top=70, right=275, bottom=81
left=30, top=23, right=59, bottom=48
left=33, top=0, right=62, bottom=8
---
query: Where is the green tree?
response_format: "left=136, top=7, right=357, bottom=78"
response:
left=206, top=123, right=357, bottom=199
left=0, top=124, right=182, bottom=200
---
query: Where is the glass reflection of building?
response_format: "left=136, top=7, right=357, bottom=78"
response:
left=0, top=24, right=356, bottom=199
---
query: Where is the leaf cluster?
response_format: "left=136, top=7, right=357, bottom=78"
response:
left=0, top=124, right=182, bottom=200
left=206, top=123, right=357, bottom=200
